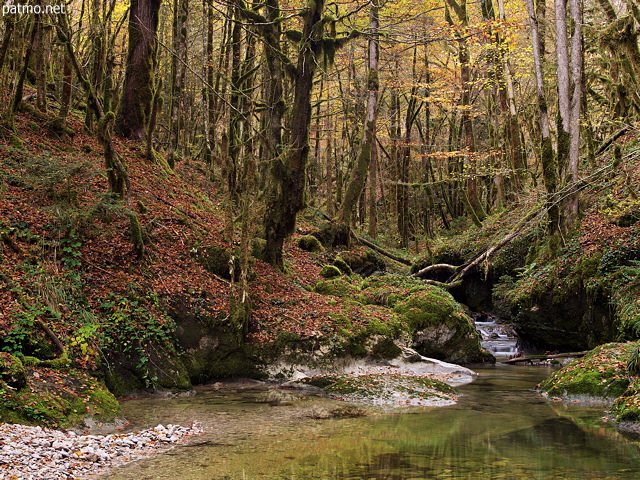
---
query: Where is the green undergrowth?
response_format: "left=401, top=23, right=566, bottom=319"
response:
left=0, top=254, right=189, bottom=394
left=297, top=373, right=458, bottom=407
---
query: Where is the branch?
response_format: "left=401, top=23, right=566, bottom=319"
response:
left=413, top=263, right=457, bottom=278
left=595, top=126, right=630, bottom=155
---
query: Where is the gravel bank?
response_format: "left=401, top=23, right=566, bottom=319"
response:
left=0, top=422, right=204, bottom=479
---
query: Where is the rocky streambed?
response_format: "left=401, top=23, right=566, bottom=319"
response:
left=0, top=422, right=204, bottom=479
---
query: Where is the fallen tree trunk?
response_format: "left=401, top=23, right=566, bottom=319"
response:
left=502, top=351, right=589, bottom=364
left=355, top=234, right=412, bottom=266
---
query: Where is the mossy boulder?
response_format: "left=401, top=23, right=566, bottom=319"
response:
left=395, top=287, right=493, bottom=364
left=0, top=366, right=120, bottom=428
left=297, top=234, right=324, bottom=253
left=359, top=274, right=427, bottom=307
left=333, top=256, right=353, bottom=275
left=320, top=264, right=342, bottom=278
left=339, top=251, right=386, bottom=277
left=539, top=343, right=633, bottom=400
left=315, top=277, right=361, bottom=298
left=612, top=377, right=640, bottom=423
left=370, top=337, right=403, bottom=360
left=169, top=298, right=262, bottom=384
left=313, top=222, right=351, bottom=248
left=102, top=346, right=192, bottom=397
left=0, top=353, right=28, bottom=390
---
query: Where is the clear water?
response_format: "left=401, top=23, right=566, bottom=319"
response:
left=103, top=366, right=640, bottom=480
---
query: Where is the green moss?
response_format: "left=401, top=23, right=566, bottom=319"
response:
left=40, top=357, right=72, bottom=369
left=539, top=343, right=635, bottom=399
left=339, top=251, right=386, bottom=276
left=320, top=264, right=342, bottom=278
left=9, top=134, right=24, bottom=149
left=252, top=238, right=266, bottom=260
left=315, top=277, right=360, bottom=298
left=297, top=234, right=324, bottom=252
left=370, top=338, right=402, bottom=360
left=297, top=373, right=458, bottom=406
left=333, top=256, right=352, bottom=275
left=0, top=353, right=28, bottom=390
left=394, top=286, right=462, bottom=331
left=20, top=356, right=41, bottom=367
left=0, top=367, right=120, bottom=428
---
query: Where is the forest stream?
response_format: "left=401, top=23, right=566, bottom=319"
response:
left=101, top=366, right=640, bottom=480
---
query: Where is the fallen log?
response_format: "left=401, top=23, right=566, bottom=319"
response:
left=502, top=351, right=589, bottom=364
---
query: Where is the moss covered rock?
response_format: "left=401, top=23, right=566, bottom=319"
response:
left=339, top=251, right=386, bottom=277
left=539, top=343, right=633, bottom=400
left=333, top=256, right=353, bottom=275
left=297, top=234, right=324, bottom=252
left=612, top=377, right=640, bottom=423
left=314, top=277, right=361, bottom=298
left=297, top=373, right=458, bottom=407
left=359, top=274, right=426, bottom=307
left=0, top=366, right=120, bottom=428
left=0, top=353, right=28, bottom=390
left=320, top=264, right=342, bottom=278
left=395, top=287, right=493, bottom=364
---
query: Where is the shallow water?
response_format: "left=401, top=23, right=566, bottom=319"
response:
left=103, top=366, right=640, bottom=480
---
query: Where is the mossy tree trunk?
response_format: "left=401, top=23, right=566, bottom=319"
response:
left=116, top=0, right=162, bottom=140
left=0, top=14, right=14, bottom=72
left=55, top=14, right=130, bottom=198
left=263, top=0, right=325, bottom=267
left=33, top=1, right=49, bottom=113
left=555, top=0, right=583, bottom=233
left=167, top=0, right=189, bottom=168
left=338, top=0, right=379, bottom=228
left=526, top=0, right=560, bottom=234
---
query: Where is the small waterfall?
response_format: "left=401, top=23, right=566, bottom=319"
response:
left=473, top=312, right=520, bottom=359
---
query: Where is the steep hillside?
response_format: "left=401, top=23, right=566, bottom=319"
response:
left=1, top=103, right=493, bottom=426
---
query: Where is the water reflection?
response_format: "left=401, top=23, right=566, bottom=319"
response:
left=103, top=366, right=640, bottom=480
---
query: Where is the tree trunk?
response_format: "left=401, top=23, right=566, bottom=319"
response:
left=167, top=0, right=189, bottom=168
left=0, top=15, right=14, bottom=72
left=55, top=14, right=130, bottom=198
left=34, top=1, right=48, bottom=113
left=565, top=0, right=583, bottom=224
left=263, top=0, right=325, bottom=268
left=338, top=0, right=379, bottom=227
left=447, top=0, right=484, bottom=224
left=526, top=0, right=559, bottom=233
left=116, top=0, right=162, bottom=140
